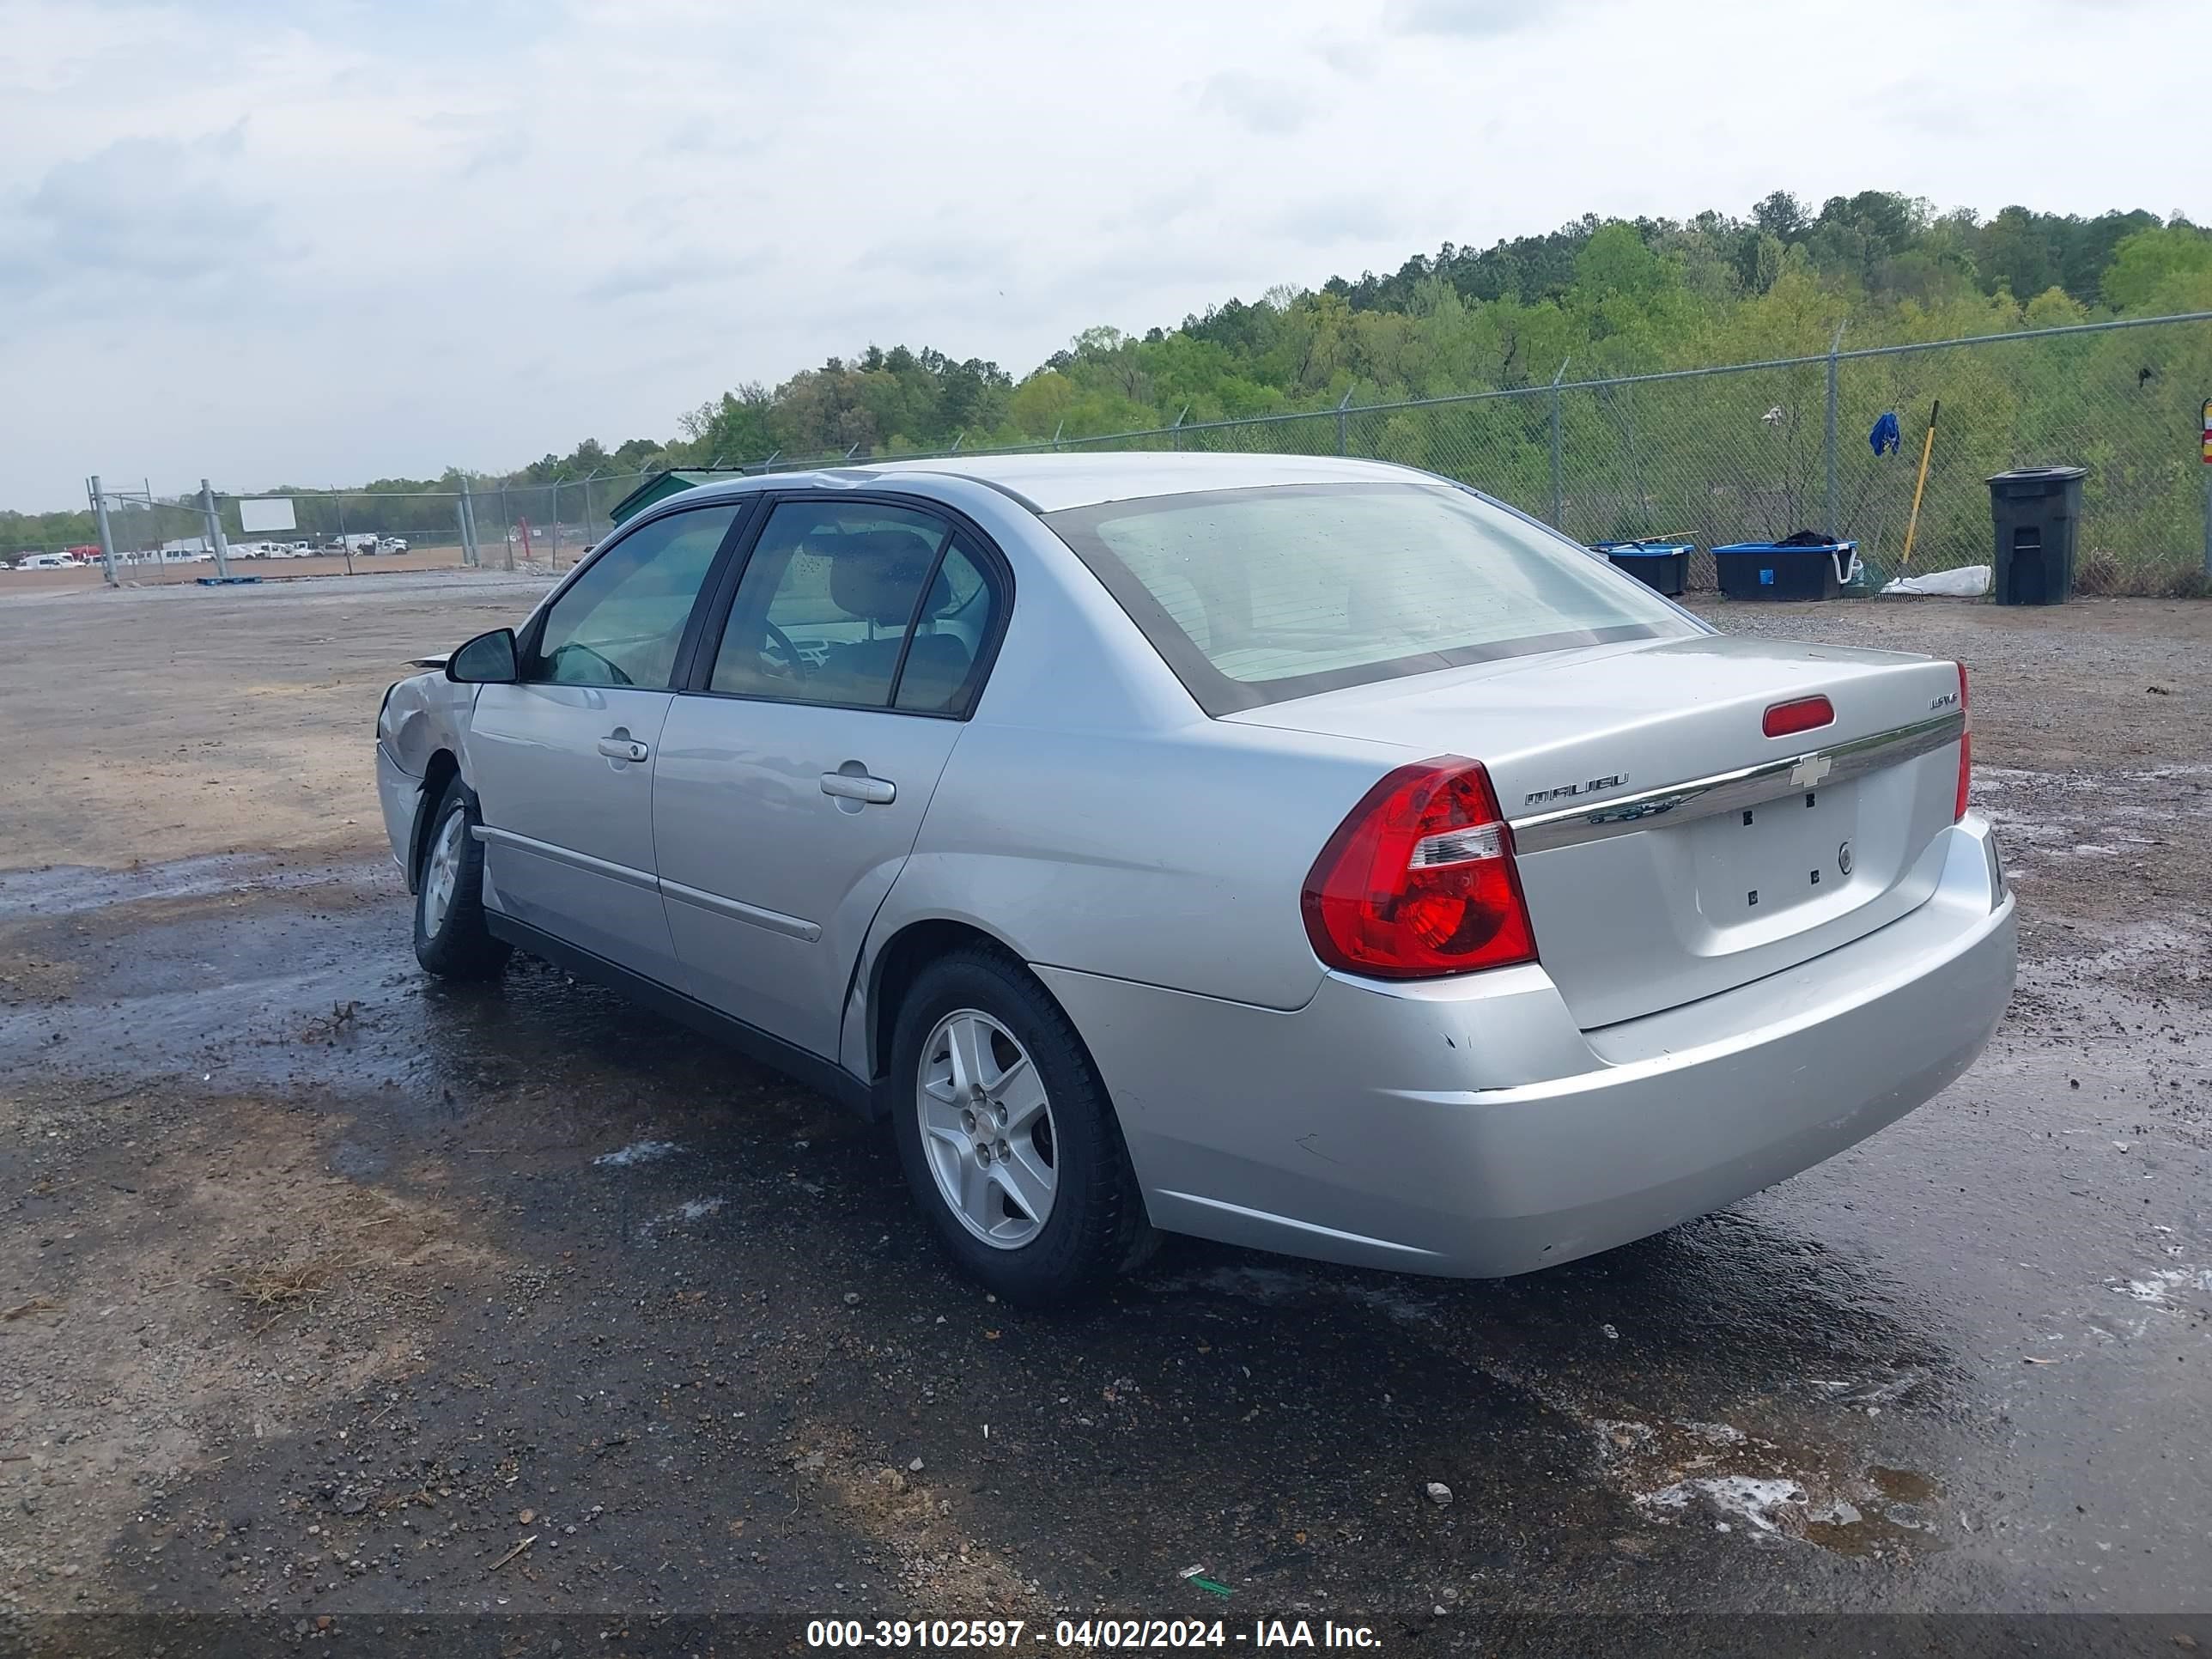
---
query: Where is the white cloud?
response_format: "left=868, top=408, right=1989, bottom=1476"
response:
left=1199, top=71, right=1319, bottom=136
left=1383, top=0, right=1567, bottom=36
left=0, top=0, right=2205, bottom=507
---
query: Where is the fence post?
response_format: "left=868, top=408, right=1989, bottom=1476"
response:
left=500, top=486, right=514, bottom=572
left=457, top=477, right=477, bottom=568
left=89, top=476, right=119, bottom=586
left=199, top=479, right=232, bottom=578
left=1549, top=359, right=1571, bottom=528
left=549, top=481, right=562, bottom=571
left=337, top=498, right=354, bottom=576
left=1824, top=322, right=1845, bottom=537
left=1337, top=389, right=1353, bottom=456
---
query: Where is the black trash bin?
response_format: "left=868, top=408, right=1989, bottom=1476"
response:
left=1987, top=466, right=2086, bottom=605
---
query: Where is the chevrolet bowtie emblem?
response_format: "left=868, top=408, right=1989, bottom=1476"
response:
left=1790, top=754, right=1833, bottom=789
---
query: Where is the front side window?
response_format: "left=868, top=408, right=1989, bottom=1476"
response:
left=1042, top=483, right=1700, bottom=714
left=524, top=503, right=742, bottom=688
left=708, top=501, right=999, bottom=713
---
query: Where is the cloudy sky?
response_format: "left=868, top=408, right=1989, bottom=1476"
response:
left=1, top=0, right=2197, bottom=511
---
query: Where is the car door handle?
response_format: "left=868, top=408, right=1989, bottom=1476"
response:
left=597, top=736, right=650, bottom=763
left=820, top=771, right=896, bottom=805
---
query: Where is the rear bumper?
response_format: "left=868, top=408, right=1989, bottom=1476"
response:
left=375, top=742, right=422, bottom=887
left=1041, top=816, right=2014, bottom=1277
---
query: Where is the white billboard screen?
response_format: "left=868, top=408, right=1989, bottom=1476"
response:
left=239, top=497, right=298, bottom=534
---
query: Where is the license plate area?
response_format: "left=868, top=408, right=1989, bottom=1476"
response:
left=1691, top=781, right=1859, bottom=926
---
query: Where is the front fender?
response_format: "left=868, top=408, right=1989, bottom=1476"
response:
left=376, top=671, right=478, bottom=884
left=377, top=669, right=476, bottom=778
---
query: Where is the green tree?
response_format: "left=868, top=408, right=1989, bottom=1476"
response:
left=2101, top=224, right=2212, bottom=312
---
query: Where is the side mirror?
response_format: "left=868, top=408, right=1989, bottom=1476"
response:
left=447, top=628, right=519, bottom=684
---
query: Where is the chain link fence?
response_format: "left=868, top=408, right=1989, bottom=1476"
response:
left=52, top=312, right=2211, bottom=596
left=1061, top=312, right=2210, bottom=595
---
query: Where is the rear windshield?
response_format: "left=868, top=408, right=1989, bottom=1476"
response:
left=1042, top=482, right=1700, bottom=714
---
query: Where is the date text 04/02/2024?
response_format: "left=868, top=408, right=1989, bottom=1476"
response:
left=1052, top=1624, right=1379, bottom=1650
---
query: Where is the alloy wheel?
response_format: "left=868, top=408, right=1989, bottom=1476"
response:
left=422, top=806, right=467, bottom=934
left=916, top=1007, right=1057, bottom=1249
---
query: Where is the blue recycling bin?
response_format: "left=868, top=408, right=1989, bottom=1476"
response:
left=1712, top=540, right=1858, bottom=601
left=1594, top=539, right=1692, bottom=597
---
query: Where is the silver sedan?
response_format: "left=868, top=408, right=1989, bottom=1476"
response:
left=376, top=454, right=2015, bottom=1304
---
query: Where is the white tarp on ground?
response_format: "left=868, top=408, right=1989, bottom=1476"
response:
left=1884, top=564, right=1991, bottom=597
left=238, top=496, right=298, bottom=534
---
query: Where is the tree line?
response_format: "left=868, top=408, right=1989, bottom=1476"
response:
left=8, top=190, right=2209, bottom=562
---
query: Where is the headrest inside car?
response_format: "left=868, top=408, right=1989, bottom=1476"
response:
left=827, top=530, right=949, bottom=626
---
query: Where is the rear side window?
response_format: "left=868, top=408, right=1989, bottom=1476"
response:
left=894, top=538, right=999, bottom=714
left=1044, top=483, right=1698, bottom=714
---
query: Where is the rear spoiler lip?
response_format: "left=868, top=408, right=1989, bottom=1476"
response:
left=1508, top=708, right=1966, bottom=854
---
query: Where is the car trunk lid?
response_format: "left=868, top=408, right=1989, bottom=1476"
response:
left=1231, top=635, right=1966, bottom=1028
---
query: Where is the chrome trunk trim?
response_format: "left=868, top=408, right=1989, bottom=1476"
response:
left=1507, top=709, right=1965, bottom=854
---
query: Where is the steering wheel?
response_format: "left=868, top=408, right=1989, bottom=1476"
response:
left=759, top=619, right=808, bottom=679
left=546, top=641, right=633, bottom=686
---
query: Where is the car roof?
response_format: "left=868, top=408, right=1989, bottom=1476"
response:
left=674, top=452, right=1439, bottom=516
left=866, top=452, right=1434, bottom=513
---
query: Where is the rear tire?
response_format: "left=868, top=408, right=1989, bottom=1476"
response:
left=889, top=947, right=1152, bottom=1306
left=412, top=775, right=510, bottom=980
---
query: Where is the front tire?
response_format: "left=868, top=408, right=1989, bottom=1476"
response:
left=412, top=775, right=510, bottom=980
left=890, top=948, right=1151, bottom=1305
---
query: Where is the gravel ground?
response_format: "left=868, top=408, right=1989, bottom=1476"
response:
left=0, top=577, right=2207, bottom=1655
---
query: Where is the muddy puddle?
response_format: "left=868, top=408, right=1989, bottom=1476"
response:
left=3, top=853, right=2209, bottom=1632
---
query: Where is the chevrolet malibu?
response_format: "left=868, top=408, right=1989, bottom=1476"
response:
left=375, top=454, right=2015, bottom=1304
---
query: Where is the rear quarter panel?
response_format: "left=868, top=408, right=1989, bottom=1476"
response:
left=860, top=478, right=1409, bottom=1015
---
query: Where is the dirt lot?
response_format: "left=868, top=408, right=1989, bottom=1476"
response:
left=1, top=577, right=2208, bottom=1655
left=0, top=572, right=537, bottom=870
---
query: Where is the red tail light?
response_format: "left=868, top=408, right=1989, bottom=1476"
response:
left=1954, top=662, right=1972, bottom=821
left=1762, top=695, right=1834, bottom=738
left=1302, top=757, right=1537, bottom=979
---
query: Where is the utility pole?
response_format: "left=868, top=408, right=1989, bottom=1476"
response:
left=199, top=479, right=232, bottom=578
left=89, top=476, right=119, bottom=586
